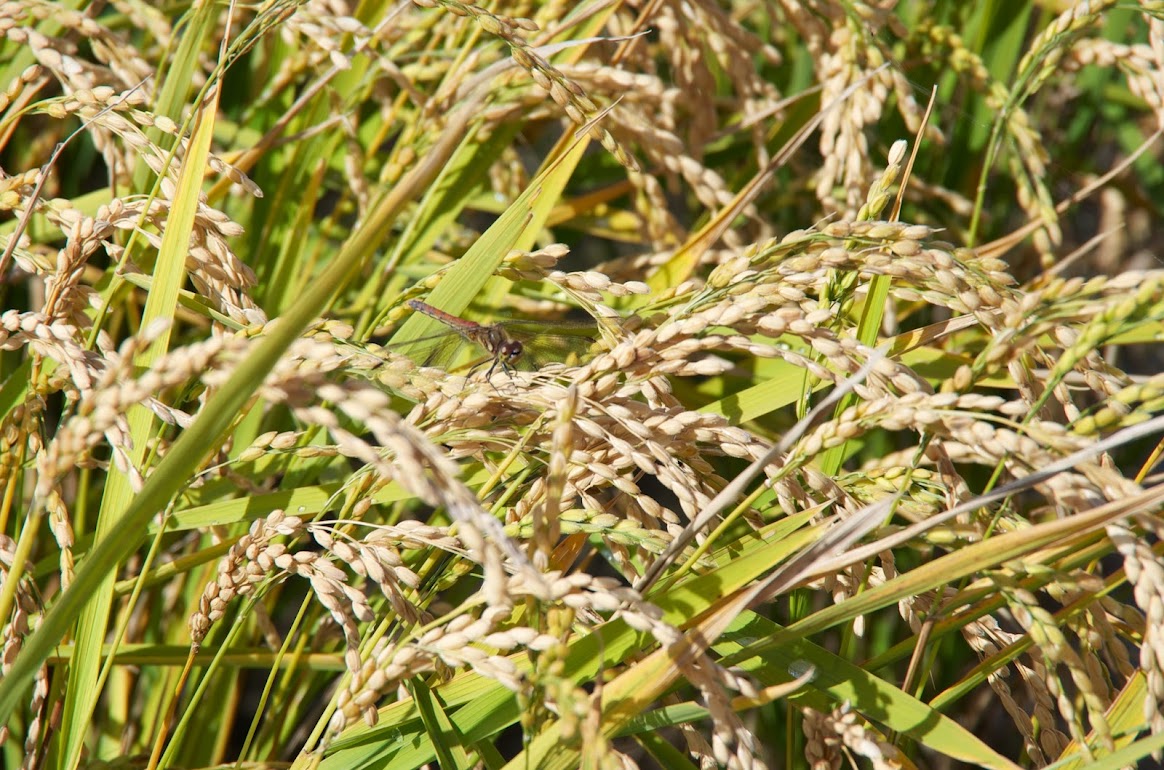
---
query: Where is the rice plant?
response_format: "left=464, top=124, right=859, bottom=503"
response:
left=2, top=2, right=1164, bottom=768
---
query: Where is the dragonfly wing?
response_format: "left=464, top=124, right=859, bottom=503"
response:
left=388, top=329, right=481, bottom=369
left=390, top=316, right=598, bottom=371
left=508, top=331, right=598, bottom=368
left=496, top=318, right=598, bottom=334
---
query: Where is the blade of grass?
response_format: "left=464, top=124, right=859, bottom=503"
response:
left=354, top=123, right=524, bottom=332
left=410, top=679, right=475, bottom=770
left=390, top=128, right=594, bottom=345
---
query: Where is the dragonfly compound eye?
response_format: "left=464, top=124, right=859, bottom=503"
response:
left=502, top=340, right=523, bottom=361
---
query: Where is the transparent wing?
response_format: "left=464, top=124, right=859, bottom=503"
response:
left=387, top=328, right=480, bottom=369
left=494, top=319, right=597, bottom=368
left=389, top=320, right=597, bottom=371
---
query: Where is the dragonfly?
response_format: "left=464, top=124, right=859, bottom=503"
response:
left=398, top=299, right=596, bottom=377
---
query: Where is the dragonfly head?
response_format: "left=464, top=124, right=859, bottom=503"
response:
left=499, top=340, right=523, bottom=362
